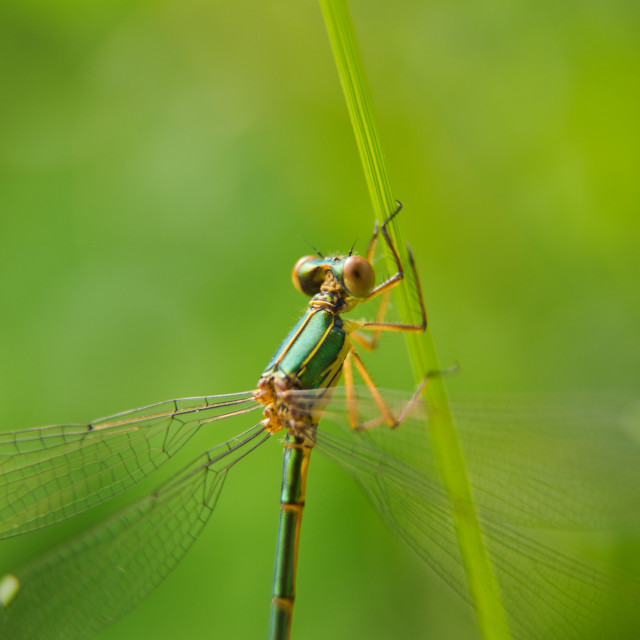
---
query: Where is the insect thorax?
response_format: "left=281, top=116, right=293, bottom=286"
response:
left=254, top=374, right=317, bottom=439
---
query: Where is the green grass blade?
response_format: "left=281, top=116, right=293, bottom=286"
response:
left=318, top=2, right=510, bottom=638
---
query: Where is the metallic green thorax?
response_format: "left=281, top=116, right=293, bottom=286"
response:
left=261, top=302, right=349, bottom=391
left=257, top=285, right=355, bottom=436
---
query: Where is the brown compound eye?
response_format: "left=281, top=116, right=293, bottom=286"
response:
left=342, top=256, right=375, bottom=298
left=292, top=256, right=328, bottom=296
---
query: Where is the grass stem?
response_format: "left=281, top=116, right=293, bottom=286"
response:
left=319, top=2, right=510, bottom=637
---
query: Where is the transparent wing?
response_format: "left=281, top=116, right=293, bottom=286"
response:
left=294, top=388, right=640, bottom=530
left=0, top=391, right=261, bottom=539
left=453, top=397, right=640, bottom=531
left=0, top=424, right=270, bottom=640
left=305, top=389, right=640, bottom=639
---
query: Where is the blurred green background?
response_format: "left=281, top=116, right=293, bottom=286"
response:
left=1, top=0, right=639, bottom=638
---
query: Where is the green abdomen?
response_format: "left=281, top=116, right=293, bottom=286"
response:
left=262, top=308, right=349, bottom=390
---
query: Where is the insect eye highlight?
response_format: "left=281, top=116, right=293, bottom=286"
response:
left=342, top=256, right=375, bottom=298
left=292, top=256, right=327, bottom=296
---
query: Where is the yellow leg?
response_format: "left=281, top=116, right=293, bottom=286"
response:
left=350, top=289, right=392, bottom=351
left=347, top=350, right=431, bottom=430
left=363, top=200, right=403, bottom=264
left=343, top=202, right=433, bottom=429
left=360, top=246, right=427, bottom=334
left=350, top=201, right=428, bottom=336
left=344, top=349, right=449, bottom=431
left=350, top=350, right=396, bottom=427
left=342, top=351, right=359, bottom=429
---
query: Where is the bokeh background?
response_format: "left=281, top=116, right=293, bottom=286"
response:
left=1, top=0, right=639, bottom=638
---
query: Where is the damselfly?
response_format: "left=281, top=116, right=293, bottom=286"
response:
left=0, top=204, right=428, bottom=639
left=1, top=205, right=639, bottom=639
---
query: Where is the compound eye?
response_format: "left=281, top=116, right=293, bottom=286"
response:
left=342, top=256, right=375, bottom=298
left=292, top=256, right=327, bottom=296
